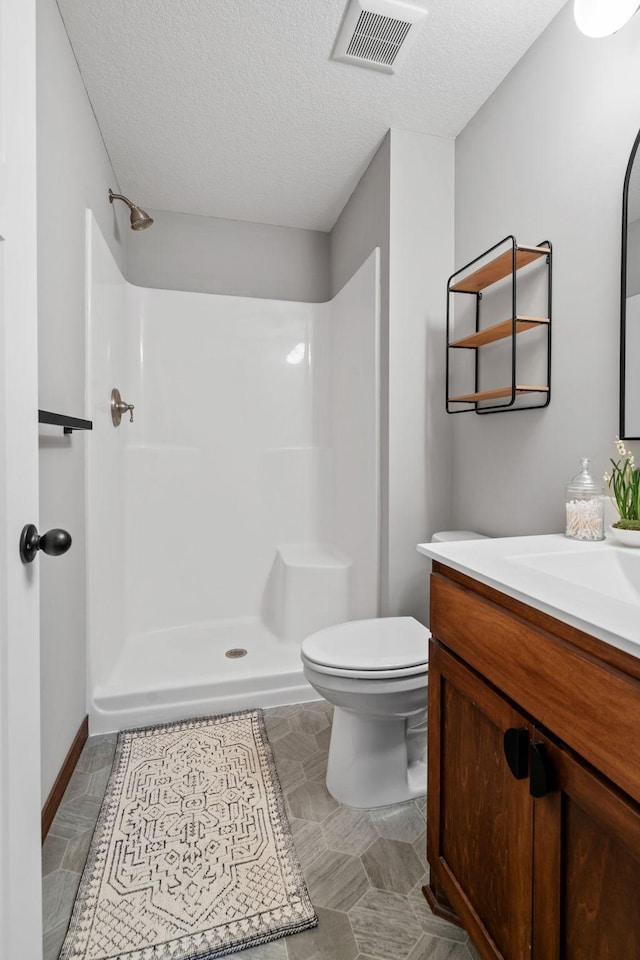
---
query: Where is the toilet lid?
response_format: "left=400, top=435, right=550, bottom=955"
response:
left=302, top=617, right=430, bottom=672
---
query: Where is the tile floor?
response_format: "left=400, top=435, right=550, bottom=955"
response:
left=42, top=702, right=480, bottom=960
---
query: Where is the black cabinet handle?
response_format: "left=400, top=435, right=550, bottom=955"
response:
left=503, top=727, right=529, bottom=780
left=529, top=741, right=554, bottom=798
left=19, top=524, right=72, bottom=563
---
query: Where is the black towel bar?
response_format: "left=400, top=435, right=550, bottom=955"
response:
left=38, top=410, right=93, bottom=434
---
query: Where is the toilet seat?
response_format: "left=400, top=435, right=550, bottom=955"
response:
left=301, top=616, right=429, bottom=678
left=300, top=656, right=428, bottom=681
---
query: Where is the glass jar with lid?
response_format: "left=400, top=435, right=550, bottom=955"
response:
left=565, top=458, right=604, bottom=541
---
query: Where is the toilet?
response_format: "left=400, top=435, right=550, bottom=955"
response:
left=300, top=530, right=487, bottom=808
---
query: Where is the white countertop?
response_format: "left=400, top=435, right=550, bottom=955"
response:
left=417, top=533, right=640, bottom=659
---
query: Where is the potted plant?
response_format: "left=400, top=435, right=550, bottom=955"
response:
left=605, top=438, right=640, bottom=545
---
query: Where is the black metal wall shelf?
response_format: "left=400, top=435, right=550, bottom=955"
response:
left=446, top=235, right=552, bottom=415
left=38, top=410, right=93, bottom=434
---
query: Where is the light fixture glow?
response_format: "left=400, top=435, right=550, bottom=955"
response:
left=574, top=0, right=640, bottom=37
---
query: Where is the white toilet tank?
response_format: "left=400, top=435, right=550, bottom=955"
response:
left=431, top=530, right=488, bottom=543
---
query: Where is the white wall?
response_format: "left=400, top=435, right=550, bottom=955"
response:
left=125, top=209, right=331, bottom=303
left=37, top=0, right=128, bottom=802
left=453, top=4, right=640, bottom=536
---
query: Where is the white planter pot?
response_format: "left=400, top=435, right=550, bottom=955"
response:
left=610, top=524, right=640, bottom=547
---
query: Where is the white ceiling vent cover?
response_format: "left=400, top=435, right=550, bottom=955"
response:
left=333, top=0, right=427, bottom=74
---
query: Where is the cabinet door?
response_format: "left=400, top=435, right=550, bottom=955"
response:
left=428, top=642, right=534, bottom=960
left=532, top=735, right=640, bottom=960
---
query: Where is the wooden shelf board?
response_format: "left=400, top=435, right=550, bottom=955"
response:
left=449, top=316, right=549, bottom=349
left=449, top=385, right=549, bottom=404
left=450, top=245, right=550, bottom=293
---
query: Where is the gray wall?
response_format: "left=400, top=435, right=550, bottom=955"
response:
left=330, top=134, right=391, bottom=614
left=330, top=131, right=455, bottom=621
left=627, top=217, right=640, bottom=297
left=37, top=0, right=128, bottom=803
left=453, top=3, right=640, bottom=537
left=126, top=209, right=330, bottom=302
left=331, top=134, right=391, bottom=300
left=387, top=130, right=454, bottom=622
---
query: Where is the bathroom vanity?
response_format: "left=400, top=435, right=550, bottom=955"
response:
left=417, top=536, right=640, bottom=960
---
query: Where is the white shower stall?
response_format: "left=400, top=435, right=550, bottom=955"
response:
left=86, top=214, right=380, bottom=732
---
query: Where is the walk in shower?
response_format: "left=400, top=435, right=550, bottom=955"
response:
left=86, top=214, right=380, bottom=732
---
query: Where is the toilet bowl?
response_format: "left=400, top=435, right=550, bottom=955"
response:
left=301, top=530, right=488, bottom=809
left=301, top=617, right=429, bottom=807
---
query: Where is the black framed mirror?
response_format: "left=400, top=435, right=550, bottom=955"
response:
left=621, top=128, right=640, bottom=439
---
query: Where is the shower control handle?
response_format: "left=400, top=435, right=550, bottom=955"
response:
left=111, top=388, right=135, bottom=426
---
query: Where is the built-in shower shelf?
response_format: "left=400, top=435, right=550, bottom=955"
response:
left=38, top=410, right=93, bottom=434
left=449, top=316, right=549, bottom=349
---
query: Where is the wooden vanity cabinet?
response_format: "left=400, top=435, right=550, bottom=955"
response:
left=426, top=563, right=640, bottom=960
left=533, top=734, right=640, bottom=959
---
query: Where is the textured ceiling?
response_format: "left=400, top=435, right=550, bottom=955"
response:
left=56, top=0, right=567, bottom=231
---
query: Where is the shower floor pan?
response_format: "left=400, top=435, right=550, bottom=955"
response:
left=90, top=616, right=316, bottom=734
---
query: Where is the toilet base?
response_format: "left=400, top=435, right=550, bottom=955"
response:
left=325, top=706, right=427, bottom=808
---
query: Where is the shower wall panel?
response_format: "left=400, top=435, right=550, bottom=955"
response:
left=123, top=288, right=323, bottom=640
left=318, top=250, right=380, bottom=619
left=85, top=213, right=127, bottom=687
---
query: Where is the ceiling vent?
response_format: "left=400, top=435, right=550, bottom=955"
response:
left=332, top=0, right=427, bottom=74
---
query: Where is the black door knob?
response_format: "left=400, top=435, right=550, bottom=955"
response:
left=19, top=524, right=72, bottom=564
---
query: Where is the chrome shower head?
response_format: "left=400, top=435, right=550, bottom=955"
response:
left=109, top=188, right=154, bottom=230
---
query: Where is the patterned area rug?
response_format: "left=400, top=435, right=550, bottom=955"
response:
left=60, top=710, right=317, bottom=960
